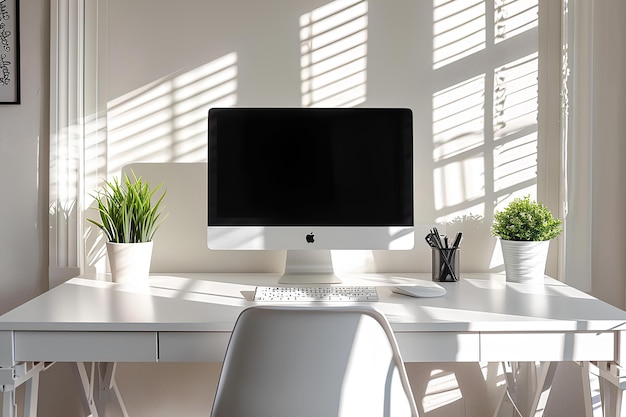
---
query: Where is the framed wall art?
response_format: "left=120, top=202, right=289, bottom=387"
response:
left=0, top=0, right=20, bottom=104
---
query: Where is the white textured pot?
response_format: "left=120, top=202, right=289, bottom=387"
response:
left=106, top=241, right=153, bottom=285
left=500, top=240, right=549, bottom=284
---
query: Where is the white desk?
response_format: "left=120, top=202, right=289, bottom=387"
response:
left=2, top=273, right=626, bottom=417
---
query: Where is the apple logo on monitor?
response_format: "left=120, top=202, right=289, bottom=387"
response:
left=306, top=233, right=315, bottom=243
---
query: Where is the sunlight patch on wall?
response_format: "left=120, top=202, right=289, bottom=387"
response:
left=493, top=133, right=537, bottom=194
left=433, top=0, right=486, bottom=69
left=432, top=75, right=486, bottom=214
left=422, top=369, right=463, bottom=413
left=431, top=0, right=539, bottom=231
left=106, top=53, right=238, bottom=174
left=300, top=0, right=367, bottom=107
left=493, top=53, right=538, bottom=137
left=432, top=51, right=538, bottom=222
left=495, top=0, right=538, bottom=43
left=493, top=52, right=538, bottom=208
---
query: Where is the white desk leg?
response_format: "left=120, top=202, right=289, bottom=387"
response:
left=507, top=362, right=557, bottom=417
left=600, top=376, right=623, bottom=416
left=23, top=371, right=40, bottom=417
left=531, top=362, right=558, bottom=417
left=73, top=362, right=102, bottom=417
left=101, top=363, right=129, bottom=417
left=580, top=361, right=602, bottom=417
left=1, top=362, right=46, bottom=417
left=2, top=390, right=15, bottom=417
left=72, top=362, right=129, bottom=417
left=594, top=361, right=626, bottom=417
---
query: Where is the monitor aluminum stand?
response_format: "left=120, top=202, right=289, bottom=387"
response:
left=279, top=250, right=342, bottom=284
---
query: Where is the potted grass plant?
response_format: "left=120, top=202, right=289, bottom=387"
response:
left=491, top=195, right=562, bottom=283
left=89, top=172, right=167, bottom=284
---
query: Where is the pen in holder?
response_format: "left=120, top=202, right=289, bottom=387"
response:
left=432, top=247, right=460, bottom=282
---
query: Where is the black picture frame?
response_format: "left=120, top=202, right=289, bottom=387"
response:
left=0, top=0, right=20, bottom=105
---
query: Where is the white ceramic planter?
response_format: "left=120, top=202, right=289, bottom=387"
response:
left=106, top=241, right=153, bottom=285
left=500, top=240, right=549, bottom=284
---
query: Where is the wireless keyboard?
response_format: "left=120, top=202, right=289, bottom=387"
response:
left=253, top=286, right=379, bottom=302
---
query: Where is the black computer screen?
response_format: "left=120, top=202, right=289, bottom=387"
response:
left=208, top=107, right=414, bottom=227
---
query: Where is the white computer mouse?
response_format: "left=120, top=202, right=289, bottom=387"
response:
left=391, top=283, right=447, bottom=298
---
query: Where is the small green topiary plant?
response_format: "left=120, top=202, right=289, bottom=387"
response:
left=491, top=195, right=562, bottom=241
left=88, top=172, right=167, bottom=243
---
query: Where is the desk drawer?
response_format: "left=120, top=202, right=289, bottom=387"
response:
left=14, top=331, right=158, bottom=362
left=158, top=332, right=231, bottom=362
left=480, top=332, right=615, bottom=361
left=0, top=331, right=13, bottom=367
left=395, top=332, right=479, bottom=362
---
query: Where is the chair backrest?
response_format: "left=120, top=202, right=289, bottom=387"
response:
left=211, top=306, right=419, bottom=417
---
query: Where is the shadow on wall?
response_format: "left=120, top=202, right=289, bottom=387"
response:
left=430, top=0, right=540, bottom=271
left=78, top=0, right=541, bottom=275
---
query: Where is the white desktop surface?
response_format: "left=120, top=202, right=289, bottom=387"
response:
left=2, top=272, right=626, bottom=365
left=4, top=272, right=626, bottom=417
left=0, top=272, right=624, bottom=331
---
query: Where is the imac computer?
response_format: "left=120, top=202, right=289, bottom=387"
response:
left=207, top=107, right=414, bottom=284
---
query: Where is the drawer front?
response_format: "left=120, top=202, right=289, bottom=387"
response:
left=480, top=332, right=615, bottom=362
left=158, top=332, right=231, bottom=362
left=14, top=331, right=158, bottom=362
left=0, top=331, right=14, bottom=367
left=395, top=332, right=480, bottom=362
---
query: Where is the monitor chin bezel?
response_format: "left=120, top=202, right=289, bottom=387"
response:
left=207, top=226, right=415, bottom=251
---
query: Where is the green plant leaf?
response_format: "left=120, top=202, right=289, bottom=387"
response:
left=88, top=171, right=167, bottom=243
left=491, top=195, right=562, bottom=241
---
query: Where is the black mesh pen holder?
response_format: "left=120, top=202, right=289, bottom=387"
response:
left=431, top=248, right=460, bottom=282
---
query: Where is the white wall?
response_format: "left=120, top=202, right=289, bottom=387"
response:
left=86, top=0, right=546, bottom=278
left=0, top=0, right=51, bottom=413
left=588, top=0, right=626, bottom=308
left=0, top=0, right=48, bottom=314
left=563, top=0, right=626, bottom=308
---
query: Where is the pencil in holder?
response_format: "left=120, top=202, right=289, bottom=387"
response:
left=432, top=248, right=460, bottom=282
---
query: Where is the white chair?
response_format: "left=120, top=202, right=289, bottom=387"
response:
left=210, top=305, right=419, bottom=417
